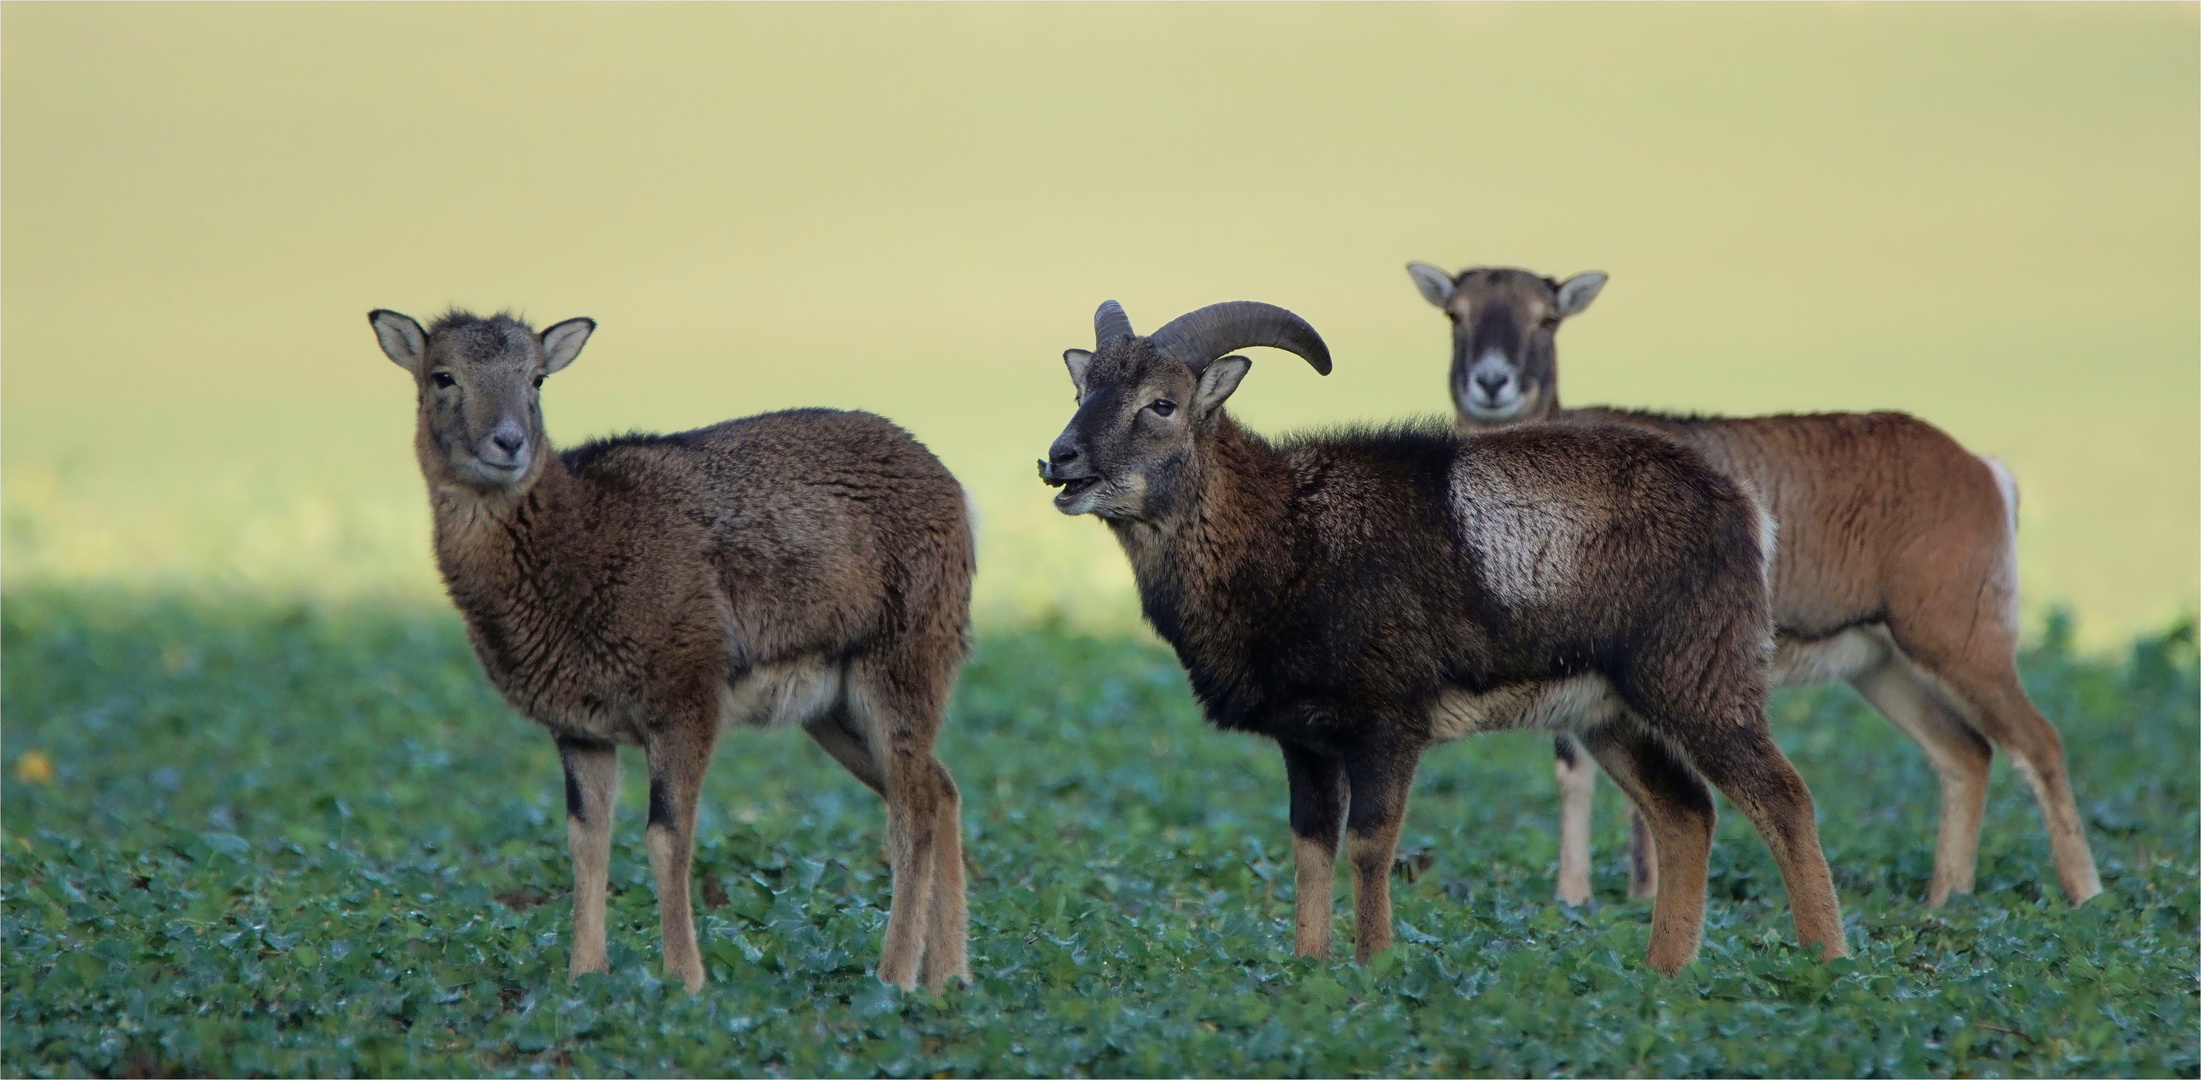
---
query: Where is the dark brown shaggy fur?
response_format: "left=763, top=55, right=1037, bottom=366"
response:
left=367, top=308, right=973, bottom=992
left=1409, top=263, right=2101, bottom=908
left=1043, top=302, right=1846, bottom=974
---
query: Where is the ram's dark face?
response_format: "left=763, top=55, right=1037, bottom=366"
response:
left=1042, top=339, right=1223, bottom=522
left=1407, top=264, right=1606, bottom=426
left=368, top=309, right=594, bottom=494
left=1039, top=299, right=1329, bottom=521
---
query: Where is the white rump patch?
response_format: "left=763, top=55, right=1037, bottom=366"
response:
left=1982, top=455, right=2020, bottom=530
left=1429, top=674, right=1622, bottom=741
left=1977, top=455, right=2025, bottom=636
left=1451, top=458, right=1598, bottom=606
left=720, top=657, right=845, bottom=730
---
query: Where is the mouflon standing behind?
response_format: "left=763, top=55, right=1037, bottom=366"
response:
left=366, top=309, right=973, bottom=991
left=1407, top=262, right=2100, bottom=910
left=1039, top=299, right=1845, bottom=974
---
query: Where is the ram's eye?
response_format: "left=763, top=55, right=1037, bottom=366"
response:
left=1148, top=399, right=1177, bottom=418
left=533, top=374, right=546, bottom=389
left=431, top=372, right=458, bottom=389
left=1541, top=315, right=1562, bottom=330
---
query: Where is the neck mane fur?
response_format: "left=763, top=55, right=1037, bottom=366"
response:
left=1106, top=414, right=1294, bottom=687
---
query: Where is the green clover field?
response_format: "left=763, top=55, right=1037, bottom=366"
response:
left=3, top=591, right=2192, bottom=1077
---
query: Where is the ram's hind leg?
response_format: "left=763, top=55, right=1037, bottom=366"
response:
left=1670, top=720, right=1847, bottom=961
left=1577, top=723, right=1713, bottom=975
left=557, top=736, right=620, bottom=980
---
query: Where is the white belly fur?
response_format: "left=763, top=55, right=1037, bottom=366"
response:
left=1430, top=673, right=1623, bottom=741
left=1428, top=624, right=1898, bottom=741
left=1770, top=624, right=1894, bottom=687
left=720, top=657, right=845, bottom=730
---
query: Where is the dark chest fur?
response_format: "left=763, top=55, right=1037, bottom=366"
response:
left=1118, top=424, right=1563, bottom=750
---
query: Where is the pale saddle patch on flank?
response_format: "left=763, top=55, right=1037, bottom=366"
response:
left=720, top=656, right=846, bottom=730
left=1429, top=673, right=1623, bottom=741
left=1450, top=458, right=1603, bottom=606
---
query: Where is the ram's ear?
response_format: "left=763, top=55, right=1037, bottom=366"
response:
left=1195, top=355, right=1251, bottom=416
left=540, top=317, right=596, bottom=374
left=368, top=310, right=428, bottom=373
left=1407, top=262, right=1457, bottom=308
left=1554, top=272, right=1608, bottom=318
left=1063, top=349, right=1095, bottom=400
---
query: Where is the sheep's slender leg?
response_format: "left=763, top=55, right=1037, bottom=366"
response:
left=916, top=758, right=969, bottom=990
left=855, top=689, right=945, bottom=991
left=557, top=736, right=620, bottom=981
left=1344, top=740, right=1426, bottom=964
left=643, top=720, right=718, bottom=993
left=1672, top=721, right=1848, bottom=961
left=1281, top=743, right=1347, bottom=960
left=1849, top=657, right=1992, bottom=903
left=1553, top=734, right=1597, bottom=905
left=1578, top=723, right=1715, bottom=975
left=1881, top=498, right=2101, bottom=906
left=1558, top=732, right=1658, bottom=903
left=1903, top=643, right=2101, bottom=905
left=1942, top=661, right=2100, bottom=904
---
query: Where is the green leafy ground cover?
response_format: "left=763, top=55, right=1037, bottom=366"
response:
left=3, top=590, right=2195, bottom=1077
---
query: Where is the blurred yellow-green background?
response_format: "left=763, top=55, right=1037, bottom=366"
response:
left=5, top=3, right=2195, bottom=645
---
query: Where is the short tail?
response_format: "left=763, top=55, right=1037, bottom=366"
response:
left=1981, top=455, right=2020, bottom=531
left=960, top=484, right=983, bottom=564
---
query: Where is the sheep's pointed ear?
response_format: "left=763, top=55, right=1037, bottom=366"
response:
left=540, top=317, right=596, bottom=374
left=1195, top=355, right=1252, bottom=416
left=1407, top=262, right=1457, bottom=308
left=1555, top=272, right=1608, bottom=318
left=1063, top=349, right=1094, bottom=400
left=368, top=310, right=427, bottom=373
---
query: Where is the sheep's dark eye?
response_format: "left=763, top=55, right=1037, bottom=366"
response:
left=533, top=374, right=546, bottom=389
left=431, top=372, right=457, bottom=389
left=1148, top=399, right=1176, bottom=418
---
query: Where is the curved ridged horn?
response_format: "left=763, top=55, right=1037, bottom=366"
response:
left=1094, top=300, right=1135, bottom=349
left=1147, top=301, right=1332, bottom=375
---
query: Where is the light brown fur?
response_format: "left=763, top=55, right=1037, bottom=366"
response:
left=1409, top=264, right=2101, bottom=907
left=368, top=308, right=974, bottom=992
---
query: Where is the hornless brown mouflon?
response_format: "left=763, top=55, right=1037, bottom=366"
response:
left=366, top=309, right=974, bottom=992
left=1407, top=262, right=2101, bottom=909
left=1040, top=299, right=1846, bottom=974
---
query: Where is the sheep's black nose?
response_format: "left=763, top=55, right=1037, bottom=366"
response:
left=1476, top=371, right=1509, bottom=395
left=491, top=430, right=525, bottom=455
left=1048, top=441, right=1080, bottom=467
